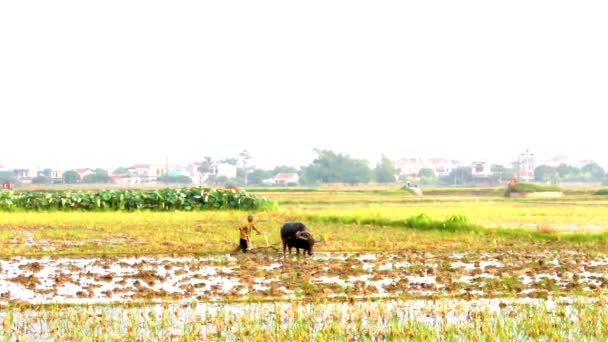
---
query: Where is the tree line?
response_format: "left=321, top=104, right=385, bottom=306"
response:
left=2, top=151, right=606, bottom=186
left=0, top=168, right=111, bottom=185
left=201, top=149, right=397, bottom=186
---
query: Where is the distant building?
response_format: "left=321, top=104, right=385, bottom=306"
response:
left=514, top=149, right=535, bottom=182
left=394, top=158, right=424, bottom=178
left=210, top=163, right=237, bottom=179
left=427, top=158, right=465, bottom=177
left=471, top=161, right=492, bottom=179
left=13, top=168, right=38, bottom=184
left=427, top=158, right=447, bottom=177
left=262, top=178, right=276, bottom=185
left=50, top=170, right=64, bottom=184
left=128, top=164, right=152, bottom=177
left=274, top=173, right=299, bottom=185
left=395, top=157, right=464, bottom=178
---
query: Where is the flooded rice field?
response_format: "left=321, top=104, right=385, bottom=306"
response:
left=1, top=251, right=606, bottom=305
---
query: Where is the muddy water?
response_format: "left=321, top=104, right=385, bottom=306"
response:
left=0, top=251, right=606, bottom=305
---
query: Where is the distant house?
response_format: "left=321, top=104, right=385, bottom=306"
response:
left=262, top=178, right=276, bottom=185
left=426, top=158, right=449, bottom=177
left=394, top=157, right=463, bottom=178
left=112, top=174, right=143, bottom=185
left=124, top=164, right=168, bottom=183
left=471, top=161, right=492, bottom=179
left=50, top=170, right=64, bottom=184
left=128, top=164, right=151, bottom=177
left=435, top=160, right=464, bottom=177
left=394, top=158, right=424, bottom=178
left=274, top=173, right=299, bottom=185
left=185, top=163, right=203, bottom=184
left=148, top=165, right=171, bottom=178
left=210, top=163, right=237, bottom=179
left=13, top=168, right=38, bottom=184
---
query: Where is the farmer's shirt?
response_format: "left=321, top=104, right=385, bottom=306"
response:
left=240, top=222, right=260, bottom=239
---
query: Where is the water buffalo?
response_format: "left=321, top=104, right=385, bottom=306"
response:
left=280, top=221, right=315, bottom=256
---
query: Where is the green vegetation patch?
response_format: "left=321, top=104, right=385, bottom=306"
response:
left=0, top=187, right=276, bottom=212
left=505, top=183, right=563, bottom=196
left=308, top=213, right=479, bottom=233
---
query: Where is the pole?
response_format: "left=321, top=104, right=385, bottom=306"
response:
left=166, top=156, right=169, bottom=186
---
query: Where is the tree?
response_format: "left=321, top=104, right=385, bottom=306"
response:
left=375, top=155, right=398, bottom=183
left=534, top=165, right=559, bottom=183
left=239, top=150, right=253, bottom=186
left=300, top=149, right=372, bottom=185
left=272, top=165, right=298, bottom=175
left=418, top=167, right=436, bottom=185
left=444, top=167, right=472, bottom=185
left=206, top=175, right=229, bottom=185
left=198, top=156, right=213, bottom=173
left=248, top=169, right=272, bottom=185
left=557, top=163, right=579, bottom=180
left=418, top=168, right=435, bottom=178
left=33, top=169, right=52, bottom=184
left=63, top=170, right=81, bottom=184
left=83, top=169, right=110, bottom=183
left=0, top=171, right=15, bottom=183
left=218, top=158, right=238, bottom=165
left=41, top=168, right=52, bottom=178
left=113, top=167, right=129, bottom=175
left=581, top=162, right=605, bottom=181
left=490, top=164, right=514, bottom=183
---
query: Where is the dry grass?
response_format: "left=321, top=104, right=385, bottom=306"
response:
left=0, top=190, right=607, bottom=257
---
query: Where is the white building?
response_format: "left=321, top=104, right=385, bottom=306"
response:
left=13, top=168, right=39, bottom=183
left=210, top=163, right=237, bottom=179
left=471, top=161, right=492, bottom=179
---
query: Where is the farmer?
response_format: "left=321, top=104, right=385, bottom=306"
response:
left=239, top=214, right=263, bottom=252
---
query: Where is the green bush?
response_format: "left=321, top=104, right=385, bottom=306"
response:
left=594, top=188, right=608, bottom=196
left=0, top=187, right=277, bottom=212
left=308, top=213, right=478, bottom=233
left=505, top=183, right=562, bottom=196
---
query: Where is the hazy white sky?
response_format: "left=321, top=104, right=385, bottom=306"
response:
left=1, top=1, right=607, bottom=170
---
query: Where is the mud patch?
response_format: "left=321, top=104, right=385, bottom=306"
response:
left=0, top=250, right=606, bottom=305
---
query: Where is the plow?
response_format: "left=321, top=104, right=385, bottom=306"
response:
left=247, top=233, right=280, bottom=252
